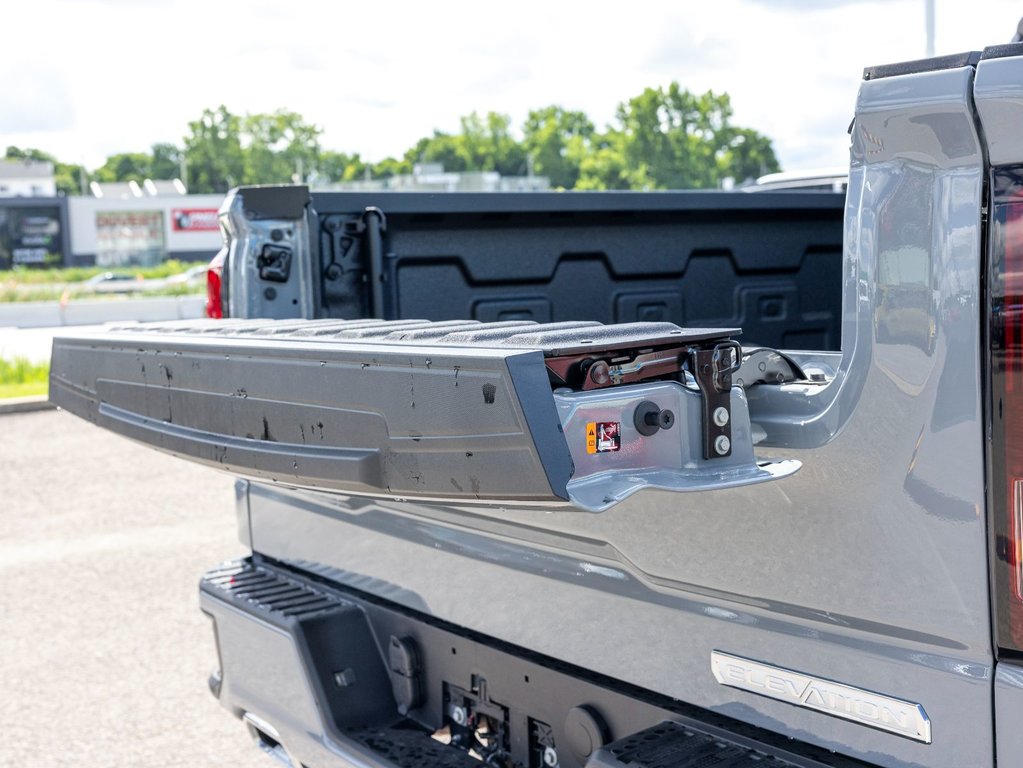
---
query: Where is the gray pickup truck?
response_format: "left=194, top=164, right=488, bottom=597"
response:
left=49, top=41, right=1023, bottom=768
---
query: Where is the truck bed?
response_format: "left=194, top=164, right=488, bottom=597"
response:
left=222, top=189, right=845, bottom=352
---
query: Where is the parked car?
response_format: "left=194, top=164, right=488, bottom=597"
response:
left=165, top=264, right=208, bottom=288
left=81, top=271, right=143, bottom=294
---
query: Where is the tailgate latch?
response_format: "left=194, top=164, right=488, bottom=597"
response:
left=688, top=341, right=741, bottom=459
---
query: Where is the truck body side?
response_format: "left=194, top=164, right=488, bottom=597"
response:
left=49, top=44, right=1023, bottom=768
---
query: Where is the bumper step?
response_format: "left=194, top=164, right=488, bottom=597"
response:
left=590, top=721, right=795, bottom=767
left=200, top=558, right=875, bottom=768
left=203, top=561, right=343, bottom=621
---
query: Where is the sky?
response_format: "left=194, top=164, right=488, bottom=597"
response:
left=3, top=0, right=1022, bottom=177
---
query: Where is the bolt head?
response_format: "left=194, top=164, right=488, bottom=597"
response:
left=589, top=361, right=611, bottom=386
left=543, top=746, right=559, bottom=767
left=712, top=406, right=730, bottom=427
left=452, top=706, right=467, bottom=725
left=658, top=409, right=675, bottom=429
left=714, top=435, right=731, bottom=455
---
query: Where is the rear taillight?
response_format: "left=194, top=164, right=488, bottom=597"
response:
left=206, top=250, right=225, bottom=319
left=989, top=166, right=1023, bottom=653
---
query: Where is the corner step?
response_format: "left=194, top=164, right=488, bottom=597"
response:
left=587, top=721, right=800, bottom=767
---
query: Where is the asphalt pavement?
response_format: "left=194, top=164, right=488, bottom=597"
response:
left=0, top=409, right=259, bottom=767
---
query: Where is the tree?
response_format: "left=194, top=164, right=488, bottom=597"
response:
left=92, top=152, right=153, bottom=183
left=522, top=107, right=594, bottom=189
left=717, top=128, right=780, bottom=185
left=242, top=110, right=323, bottom=185
left=596, top=83, right=780, bottom=190
left=318, top=150, right=366, bottom=183
left=406, top=132, right=468, bottom=172
left=150, top=143, right=183, bottom=180
left=403, top=111, right=527, bottom=177
left=460, top=112, right=527, bottom=176
left=5, top=146, right=52, bottom=163
left=371, top=157, right=412, bottom=179
left=182, top=106, right=245, bottom=193
left=6, top=146, right=86, bottom=196
left=574, top=136, right=648, bottom=191
left=5, top=87, right=782, bottom=196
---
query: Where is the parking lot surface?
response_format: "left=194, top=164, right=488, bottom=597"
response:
left=1, top=409, right=259, bottom=766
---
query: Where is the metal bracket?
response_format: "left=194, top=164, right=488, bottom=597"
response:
left=688, top=341, right=741, bottom=459
left=321, top=214, right=367, bottom=279
left=257, top=244, right=292, bottom=283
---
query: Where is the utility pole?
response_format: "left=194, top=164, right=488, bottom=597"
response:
left=925, top=0, right=935, bottom=57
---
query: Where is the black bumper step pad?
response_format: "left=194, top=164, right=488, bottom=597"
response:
left=202, top=561, right=342, bottom=620
left=346, top=726, right=483, bottom=768
left=589, top=721, right=799, bottom=768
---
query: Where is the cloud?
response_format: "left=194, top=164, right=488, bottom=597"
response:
left=744, top=0, right=909, bottom=9
left=0, top=67, right=75, bottom=133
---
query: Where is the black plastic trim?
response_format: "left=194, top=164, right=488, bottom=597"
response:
left=238, top=185, right=311, bottom=220
left=505, top=350, right=574, bottom=499
left=982, top=43, right=1023, bottom=61
left=308, top=190, right=844, bottom=215
left=863, top=51, right=981, bottom=81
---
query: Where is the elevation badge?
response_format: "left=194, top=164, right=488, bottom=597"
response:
left=711, top=651, right=931, bottom=743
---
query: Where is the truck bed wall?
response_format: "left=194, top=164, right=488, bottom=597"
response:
left=309, top=192, right=844, bottom=351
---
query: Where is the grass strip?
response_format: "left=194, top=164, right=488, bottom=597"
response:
left=0, top=381, right=48, bottom=399
left=0, top=260, right=199, bottom=285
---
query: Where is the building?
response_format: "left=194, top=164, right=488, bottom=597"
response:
left=0, top=196, right=69, bottom=269
left=0, top=161, right=57, bottom=198
left=321, top=163, right=550, bottom=193
left=67, top=193, right=224, bottom=266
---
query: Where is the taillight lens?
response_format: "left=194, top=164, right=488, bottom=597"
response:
left=206, top=249, right=225, bottom=319
left=990, top=166, right=1023, bottom=653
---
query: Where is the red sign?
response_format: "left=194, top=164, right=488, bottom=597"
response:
left=172, top=208, right=219, bottom=232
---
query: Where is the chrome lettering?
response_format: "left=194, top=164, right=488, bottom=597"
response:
left=710, top=652, right=931, bottom=744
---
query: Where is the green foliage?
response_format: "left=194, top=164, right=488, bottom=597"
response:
left=522, top=107, right=594, bottom=189
left=0, top=260, right=205, bottom=301
left=150, top=143, right=183, bottom=180
left=575, top=138, right=648, bottom=190
left=183, top=106, right=245, bottom=194
left=6, top=146, right=85, bottom=196
left=242, top=109, right=322, bottom=186
left=16, top=82, right=782, bottom=195
left=0, top=380, right=48, bottom=399
left=0, top=356, right=49, bottom=400
left=0, top=356, right=49, bottom=386
left=5, top=146, right=52, bottom=163
left=53, top=162, right=87, bottom=196
left=408, top=112, right=527, bottom=177
left=717, top=128, right=781, bottom=185
left=371, top=157, right=412, bottom=179
left=317, top=150, right=366, bottom=183
left=92, top=152, right=153, bottom=184
left=0, top=260, right=193, bottom=285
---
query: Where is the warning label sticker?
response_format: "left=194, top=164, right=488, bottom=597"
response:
left=586, top=422, right=621, bottom=454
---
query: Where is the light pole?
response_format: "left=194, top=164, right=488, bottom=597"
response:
left=925, top=0, right=935, bottom=58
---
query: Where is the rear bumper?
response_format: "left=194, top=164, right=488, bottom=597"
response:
left=200, top=556, right=874, bottom=768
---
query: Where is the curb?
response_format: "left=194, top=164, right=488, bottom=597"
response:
left=0, top=396, right=56, bottom=415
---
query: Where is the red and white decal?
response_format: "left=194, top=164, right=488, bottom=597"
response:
left=172, top=208, right=220, bottom=232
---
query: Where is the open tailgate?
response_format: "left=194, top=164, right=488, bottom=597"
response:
left=49, top=318, right=797, bottom=510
